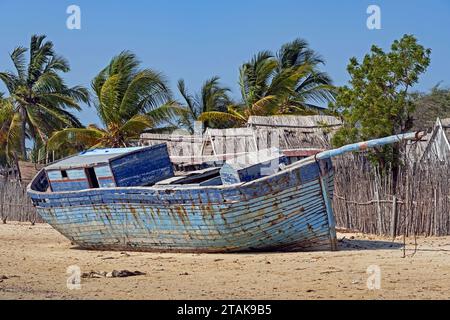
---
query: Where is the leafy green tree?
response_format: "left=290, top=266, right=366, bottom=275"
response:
left=48, top=51, right=181, bottom=152
left=331, top=34, right=431, bottom=168
left=199, top=38, right=335, bottom=126
left=0, top=35, right=90, bottom=161
left=177, top=77, right=232, bottom=133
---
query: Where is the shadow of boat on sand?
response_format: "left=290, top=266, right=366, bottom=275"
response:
left=337, top=238, right=404, bottom=251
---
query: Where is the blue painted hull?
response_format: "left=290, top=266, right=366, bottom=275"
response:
left=28, top=158, right=337, bottom=252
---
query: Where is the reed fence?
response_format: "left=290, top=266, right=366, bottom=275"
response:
left=0, top=177, right=42, bottom=224
left=333, top=155, right=450, bottom=236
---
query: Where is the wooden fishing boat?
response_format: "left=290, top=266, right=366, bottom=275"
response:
left=27, top=132, right=424, bottom=252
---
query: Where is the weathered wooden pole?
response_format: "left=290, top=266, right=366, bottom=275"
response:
left=434, top=188, right=438, bottom=236
left=0, top=180, right=4, bottom=224
left=390, top=195, right=398, bottom=238
left=375, top=184, right=383, bottom=235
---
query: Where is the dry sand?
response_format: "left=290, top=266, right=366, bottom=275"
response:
left=0, top=222, right=449, bottom=300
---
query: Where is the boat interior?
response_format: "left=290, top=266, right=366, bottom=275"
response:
left=30, top=144, right=313, bottom=193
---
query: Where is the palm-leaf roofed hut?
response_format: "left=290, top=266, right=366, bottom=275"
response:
left=247, top=115, right=342, bottom=156
left=200, top=115, right=342, bottom=160
left=139, top=115, right=342, bottom=166
left=201, top=128, right=258, bottom=156
left=140, top=129, right=258, bottom=169
left=138, top=133, right=204, bottom=168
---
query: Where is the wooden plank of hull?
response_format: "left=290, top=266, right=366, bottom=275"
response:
left=29, top=159, right=336, bottom=252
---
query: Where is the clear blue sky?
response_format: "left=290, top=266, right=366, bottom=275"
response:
left=1, top=0, right=449, bottom=125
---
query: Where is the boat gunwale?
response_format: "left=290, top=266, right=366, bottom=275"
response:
left=27, top=155, right=320, bottom=197
left=29, top=131, right=424, bottom=197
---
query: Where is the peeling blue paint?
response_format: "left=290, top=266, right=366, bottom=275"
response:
left=28, top=158, right=337, bottom=252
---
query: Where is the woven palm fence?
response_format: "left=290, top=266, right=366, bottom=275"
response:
left=0, top=177, right=42, bottom=224
left=333, top=155, right=450, bottom=236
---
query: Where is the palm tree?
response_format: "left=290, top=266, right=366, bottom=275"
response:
left=199, top=51, right=280, bottom=126
left=177, top=76, right=232, bottom=133
left=0, top=35, right=90, bottom=161
left=276, top=38, right=335, bottom=113
left=48, top=51, right=180, bottom=151
left=0, top=94, right=18, bottom=165
left=199, top=38, right=335, bottom=126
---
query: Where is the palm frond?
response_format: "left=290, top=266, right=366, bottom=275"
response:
left=44, top=54, right=70, bottom=73
left=99, top=74, right=122, bottom=123
left=25, top=109, right=48, bottom=142
left=47, top=127, right=104, bottom=151
left=39, top=92, right=82, bottom=111
left=295, top=71, right=335, bottom=104
left=177, top=79, right=196, bottom=114
left=277, top=38, right=325, bottom=70
left=10, top=46, right=28, bottom=80
left=28, top=35, right=54, bottom=85
left=143, top=126, right=179, bottom=134
left=107, top=51, right=140, bottom=80
left=239, top=51, right=277, bottom=106
left=119, top=114, right=154, bottom=138
left=0, top=71, right=19, bottom=93
left=120, top=69, right=171, bottom=117
left=5, top=112, right=22, bottom=160
left=251, top=95, right=277, bottom=115
left=201, top=76, right=231, bottom=113
left=198, top=111, right=245, bottom=125
left=146, top=101, right=188, bottom=124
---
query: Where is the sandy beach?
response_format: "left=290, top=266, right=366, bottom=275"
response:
left=0, top=222, right=449, bottom=300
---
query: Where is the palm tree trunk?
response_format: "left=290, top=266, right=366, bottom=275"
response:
left=20, top=107, right=27, bottom=161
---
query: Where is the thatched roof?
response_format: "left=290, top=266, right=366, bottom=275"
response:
left=203, top=128, right=257, bottom=156
left=18, top=161, right=44, bottom=184
left=138, top=115, right=343, bottom=163
left=139, top=133, right=203, bottom=158
left=247, top=115, right=342, bottom=129
left=248, top=115, right=342, bottom=150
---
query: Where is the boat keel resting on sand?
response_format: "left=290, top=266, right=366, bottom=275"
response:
left=27, top=132, right=425, bottom=253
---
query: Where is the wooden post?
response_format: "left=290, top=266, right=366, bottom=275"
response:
left=405, top=172, right=409, bottom=237
left=390, top=195, right=398, bottom=238
left=374, top=171, right=383, bottom=235
left=434, top=188, right=438, bottom=236
left=344, top=195, right=350, bottom=229
left=0, top=180, right=4, bottom=224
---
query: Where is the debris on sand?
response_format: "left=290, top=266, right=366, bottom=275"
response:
left=108, top=270, right=146, bottom=278
left=82, top=271, right=106, bottom=278
left=82, top=270, right=146, bottom=279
